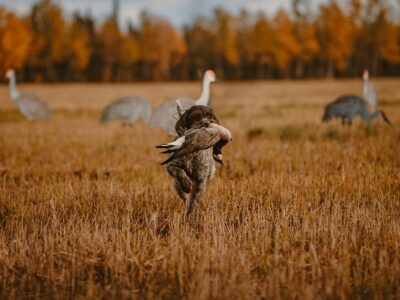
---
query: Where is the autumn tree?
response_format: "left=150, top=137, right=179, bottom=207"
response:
left=365, top=1, right=400, bottom=73
left=0, top=1, right=399, bottom=81
left=346, top=0, right=365, bottom=75
left=236, top=9, right=253, bottom=79
left=316, top=1, right=354, bottom=77
left=271, top=10, right=300, bottom=77
left=376, top=12, right=400, bottom=65
left=249, top=13, right=274, bottom=78
left=0, top=7, right=32, bottom=73
left=28, top=0, right=68, bottom=81
left=98, top=18, right=140, bottom=81
left=185, top=17, right=216, bottom=79
left=292, top=0, right=319, bottom=78
left=67, top=15, right=91, bottom=80
left=212, top=8, right=239, bottom=78
left=138, top=11, right=186, bottom=80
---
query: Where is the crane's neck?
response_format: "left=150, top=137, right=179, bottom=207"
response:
left=196, top=78, right=211, bottom=106
left=363, top=75, right=369, bottom=98
left=8, top=73, right=20, bottom=100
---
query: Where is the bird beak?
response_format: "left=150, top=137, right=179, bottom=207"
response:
left=213, top=153, right=224, bottom=166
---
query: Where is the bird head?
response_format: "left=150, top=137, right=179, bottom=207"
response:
left=380, top=110, right=392, bottom=125
left=204, top=70, right=216, bottom=83
left=363, top=69, right=369, bottom=81
left=5, top=69, right=14, bottom=79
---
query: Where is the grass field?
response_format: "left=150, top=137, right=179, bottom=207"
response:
left=0, top=79, right=399, bottom=299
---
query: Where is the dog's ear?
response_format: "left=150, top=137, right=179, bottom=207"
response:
left=175, top=109, right=189, bottom=134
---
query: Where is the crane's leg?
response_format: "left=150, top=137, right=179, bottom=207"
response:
left=166, top=165, right=191, bottom=202
left=186, top=180, right=206, bottom=216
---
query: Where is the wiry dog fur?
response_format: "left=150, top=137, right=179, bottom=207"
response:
left=164, top=105, right=225, bottom=215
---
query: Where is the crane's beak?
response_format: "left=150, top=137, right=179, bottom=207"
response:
left=382, top=114, right=392, bottom=125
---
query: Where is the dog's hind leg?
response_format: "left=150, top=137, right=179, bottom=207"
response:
left=186, top=180, right=206, bottom=216
left=167, top=165, right=192, bottom=202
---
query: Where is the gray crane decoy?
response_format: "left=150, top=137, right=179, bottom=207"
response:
left=322, top=95, right=391, bottom=125
left=150, top=70, right=216, bottom=136
left=5, top=69, right=51, bottom=121
left=100, top=96, right=152, bottom=125
left=156, top=103, right=231, bottom=216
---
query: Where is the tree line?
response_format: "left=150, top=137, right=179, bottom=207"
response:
left=0, top=0, right=399, bottom=82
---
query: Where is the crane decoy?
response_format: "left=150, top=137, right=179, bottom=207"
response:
left=156, top=103, right=231, bottom=216
left=150, top=70, right=216, bottom=136
left=322, top=95, right=391, bottom=125
left=100, top=96, right=152, bottom=125
left=5, top=69, right=51, bottom=121
left=363, top=69, right=377, bottom=108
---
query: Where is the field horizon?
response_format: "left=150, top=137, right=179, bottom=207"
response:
left=0, top=79, right=399, bottom=299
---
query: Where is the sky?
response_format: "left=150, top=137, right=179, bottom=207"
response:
left=1, top=0, right=327, bottom=27
left=1, top=0, right=399, bottom=28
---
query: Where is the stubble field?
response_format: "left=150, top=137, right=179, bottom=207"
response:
left=0, top=79, right=399, bottom=299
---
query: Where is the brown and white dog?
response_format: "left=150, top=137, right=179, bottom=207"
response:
left=156, top=103, right=232, bottom=215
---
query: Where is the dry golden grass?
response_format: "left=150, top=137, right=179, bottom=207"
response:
left=0, top=79, right=399, bottom=299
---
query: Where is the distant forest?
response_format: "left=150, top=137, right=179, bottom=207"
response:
left=0, top=0, right=399, bottom=82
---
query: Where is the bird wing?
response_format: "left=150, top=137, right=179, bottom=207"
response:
left=17, top=93, right=51, bottom=120
left=323, top=95, right=368, bottom=120
left=156, top=126, right=222, bottom=165
left=100, top=97, right=151, bottom=123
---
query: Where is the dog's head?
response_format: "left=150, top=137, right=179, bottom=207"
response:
left=175, top=105, right=219, bottom=135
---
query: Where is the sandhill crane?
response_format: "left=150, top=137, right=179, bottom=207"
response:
left=5, top=69, right=51, bottom=121
left=100, top=97, right=152, bottom=125
left=363, top=69, right=377, bottom=108
left=156, top=104, right=231, bottom=215
left=322, top=95, right=391, bottom=125
left=150, top=70, right=216, bottom=136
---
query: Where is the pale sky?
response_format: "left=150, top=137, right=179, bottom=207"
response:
left=1, top=0, right=399, bottom=28
left=1, top=0, right=328, bottom=27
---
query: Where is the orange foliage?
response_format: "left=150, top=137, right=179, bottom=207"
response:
left=0, top=7, right=32, bottom=72
left=375, top=9, right=400, bottom=64
left=317, top=1, right=353, bottom=72
left=213, top=9, right=239, bottom=66
left=272, top=10, right=300, bottom=70
left=68, top=19, right=91, bottom=71
left=294, top=20, right=319, bottom=64
left=249, top=14, right=273, bottom=65
left=28, top=0, right=68, bottom=67
left=98, top=19, right=140, bottom=80
left=138, top=12, right=186, bottom=79
left=186, top=17, right=215, bottom=70
left=0, top=0, right=398, bottom=81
